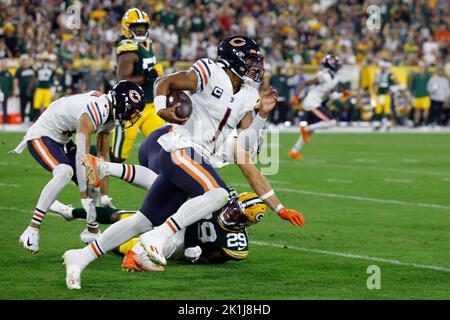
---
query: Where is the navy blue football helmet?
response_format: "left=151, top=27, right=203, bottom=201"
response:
left=217, top=35, right=265, bottom=82
left=322, top=54, right=342, bottom=73
left=109, top=80, right=145, bottom=128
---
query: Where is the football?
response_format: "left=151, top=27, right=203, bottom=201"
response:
left=166, top=89, right=193, bottom=118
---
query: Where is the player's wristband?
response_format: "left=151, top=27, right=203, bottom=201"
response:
left=154, top=95, right=167, bottom=113
left=259, top=189, right=275, bottom=200
left=275, top=204, right=284, bottom=213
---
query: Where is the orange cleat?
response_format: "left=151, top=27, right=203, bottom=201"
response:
left=121, top=249, right=165, bottom=272
left=288, top=150, right=303, bottom=160
left=300, top=124, right=310, bottom=143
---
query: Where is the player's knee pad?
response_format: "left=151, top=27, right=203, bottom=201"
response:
left=205, top=187, right=229, bottom=208
left=53, top=164, right=73, bottom=183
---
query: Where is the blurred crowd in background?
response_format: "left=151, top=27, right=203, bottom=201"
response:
left=0, top=0, right=449, bottom=128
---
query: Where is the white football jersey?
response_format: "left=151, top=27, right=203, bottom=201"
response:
left=24, top=91, right=115, bottom=144
left=158, top=58, right=260, bottom=162
left=302, top=69, right=339, bottom=111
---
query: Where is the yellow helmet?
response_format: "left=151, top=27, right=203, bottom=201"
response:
left=121, top=8, right=150, bottom=42
left=238, top=192, right=267, bottom=226
left=218, top=192, right=267, bottom=230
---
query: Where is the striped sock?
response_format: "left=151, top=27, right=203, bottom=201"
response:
left=120, top=164, right=136, bottom=184
left=31, top=208, right=46, bottom=225
left=87, top=240, right=105, bottom=258
left=158, top=217, right=182, bottom=238
left=106, top=162, right=157, bottom=190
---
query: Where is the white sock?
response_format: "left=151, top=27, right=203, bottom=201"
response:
left=107, top=163, right=157, bottom=190
left=32, top=164, right=73, bottom=225
left=131, top=241, right=145, bottom=254
left=291, top=136, right=305, bottom=153
left=309, top=120, right=336, bottom=131
left=155, top=188, right=229, bottom=239
left=82, top=211, right=153, bottom=262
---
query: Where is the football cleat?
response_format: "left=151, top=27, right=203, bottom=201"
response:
left=49, top=200, right=74, bottom=221
left=80, top=228, right=102, bottom=244
left=19, top=226, right=40, bottom=253
left=63, top=249, right=86, bottom=290
left=288, top=150, right=303, bottom=160
left=300, top=122, right=310, bottom=143
left=81, top=154, right=107, bottom=188
left=139, top=230, right=167, bottom=266
left=122, top=249, right=165, bottom=272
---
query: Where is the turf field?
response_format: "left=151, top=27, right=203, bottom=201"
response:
left=1, top=131, right=449, bottom=300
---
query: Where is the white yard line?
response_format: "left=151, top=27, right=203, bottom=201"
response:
left=384, top=178, right=412, bottom=184
left=0, top=206, right=30, bottom=214
left=268, top=180, right=291, bottom=185
left=0, top=183, right=19, bottom=188
left=325, top=179, right=353, bottom=184
left=232, top=183, right=450, bottom=211
left=251, top=241, right=450, bottom=273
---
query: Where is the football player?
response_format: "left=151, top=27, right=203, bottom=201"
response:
left=63, top=35, right=304, bottom=289
left=110, top=8, right=165, bottom=163
left=288, top=55, right=342, bottom=160
left=50, top=192, right=266, bottom=268
left=11, top=80, right=145, bottom=253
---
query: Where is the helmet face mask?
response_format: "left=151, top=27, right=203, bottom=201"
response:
left=218, top=192, right=267, bottom=230
left=129, top=23, right=150, bottom=42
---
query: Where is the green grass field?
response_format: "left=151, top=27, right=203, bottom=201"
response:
left=1, top=131, right=450, bottom=300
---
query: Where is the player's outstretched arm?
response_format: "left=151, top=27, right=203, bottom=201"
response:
left=153, top=70, right=198, bottom=124
left=232, top=139, right=304, bottom=226
left=76, top=114, right=99, bottom=230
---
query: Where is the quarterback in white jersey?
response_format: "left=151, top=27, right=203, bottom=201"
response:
left=63, top=35, right=304, bottom=289
left=288, top=55, right=342, bottom=160
left=12, top=80, right=145, bottom=253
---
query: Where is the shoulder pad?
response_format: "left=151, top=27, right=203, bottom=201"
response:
left=116, top=39, right=139, bottom=55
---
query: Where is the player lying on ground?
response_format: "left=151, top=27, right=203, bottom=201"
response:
left=288, top=55, right=342, bottom=160
left=63, top=35, right=304, bottom=289
left=10, top=80, right=145, bottom=253
left=51, top=191, right=266, bottom=270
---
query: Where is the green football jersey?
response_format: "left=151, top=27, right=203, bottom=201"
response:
left=115, top=38, right=157, bottom=103
left=36, top=66, right=54, bottom=89
left=184, top=211, right=249, bottom=261
left=375, top=71, right=394, bottom=95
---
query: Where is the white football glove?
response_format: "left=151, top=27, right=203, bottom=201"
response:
left=184, top=246, right=202, bottom=263
left=81, top=197, right=98, bottom=228
left=101, top=195, right=115, bottom=208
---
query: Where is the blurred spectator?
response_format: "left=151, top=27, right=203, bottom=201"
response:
left=14, top=54, right=35, bottom=123
left=427, top=66, right=450, bottom=126
left=81, top=64, right=105, bottom=93
left=372, top=60, right=397, bottom=129
left=269, top=65, right=290, bottom=125
left=410, top=62, right=431, bottom=126
left=355, top=87, right=374, bottom=122
left=0, top=60, right=14, bottom=124
left=31, top=53, right=56, bottom=122
left=392, top=84, right=413, bottom=126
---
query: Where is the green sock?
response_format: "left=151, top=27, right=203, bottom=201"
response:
left=72, top=207, right=118, bottom=224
